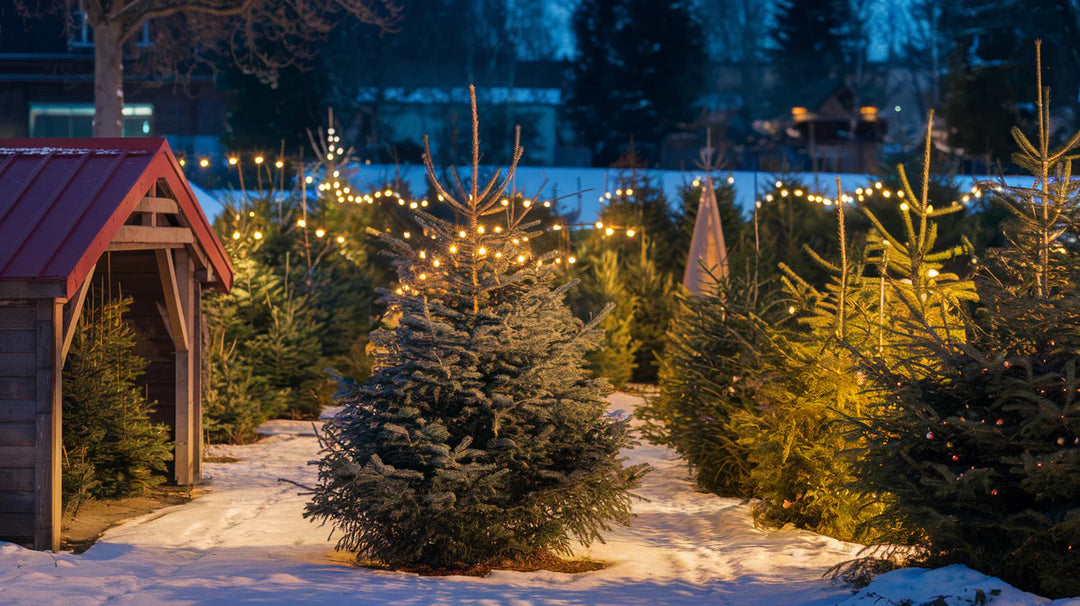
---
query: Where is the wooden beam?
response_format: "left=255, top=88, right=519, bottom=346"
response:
left=112, top=226, right=193, bottom=245
left=174, top=249, right=195, bottom=485
left=134, top=196, right=180, bottom=215
left=192, top=280, right=203, bottom=481
left=33, top=299, right=61, bottom=552
left=60, top=266, right=94, bottom=364
left=154, top=250, right=188, bottom=353
left=105, top=242, right=188, bottom=252
left=0, top=282, right=65, bottom=300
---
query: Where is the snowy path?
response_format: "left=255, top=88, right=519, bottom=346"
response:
left=0, top=393, right=1070, bottom=605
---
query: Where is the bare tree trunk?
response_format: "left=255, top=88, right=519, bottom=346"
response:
left=93, top=20, right=125, bottom=137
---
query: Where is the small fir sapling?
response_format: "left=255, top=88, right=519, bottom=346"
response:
left=62, top=291, right=171, bottom=507
left=305, top=87, right=648, bottom=569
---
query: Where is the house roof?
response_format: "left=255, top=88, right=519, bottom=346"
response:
left=0, top=137, right=233, bottom=299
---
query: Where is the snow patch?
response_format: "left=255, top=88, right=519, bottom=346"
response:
left=0, top=394, right=1074, bottom=605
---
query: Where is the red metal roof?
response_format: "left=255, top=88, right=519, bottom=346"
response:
left=0, top=138, right=233, bottom=298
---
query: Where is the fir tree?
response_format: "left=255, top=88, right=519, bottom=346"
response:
left=585, top=249, right=639, bottom=389
left=568, top=0, right=706, bottom=165
left=857, top=45, right=1080, bottom=597
left=62, top=293, right=171, bottom=504
left=306, top=88, right=647, bottom=569
left=639, top=275, right=774, bottom=497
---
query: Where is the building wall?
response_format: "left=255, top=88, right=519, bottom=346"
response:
left=0, top=302, right=45, bottom=546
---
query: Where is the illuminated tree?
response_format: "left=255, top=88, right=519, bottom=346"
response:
left=305, top=88, right=646, bottom=569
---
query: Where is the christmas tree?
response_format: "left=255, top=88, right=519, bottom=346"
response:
left=62, top=292, right=171, bottom=509
left=305, top=87, right=647, bottom=569
left=857, top=44, right=1080, bottom=597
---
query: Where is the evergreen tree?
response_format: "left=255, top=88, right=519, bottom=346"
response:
left=202, top=235, right=290, bottom=443
left=585, top=249, right=639, bottom=389
left=568, top=0, right=706, bottom=165
left=639, top=275, right=775, bottom=497
left=306, top=89, right=647, bottom=569
left=62, top=293, right=171, bottom=505
left=770, top=0, right=860, bottom=111
left=857, top=47, right=1080, bottom=598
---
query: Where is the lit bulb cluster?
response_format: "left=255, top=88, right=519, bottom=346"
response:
left=690, top=175, right=738, bottom=188
left=597, top=188, right=636, bottom=203
left=753, top=180, right=984, bottom=211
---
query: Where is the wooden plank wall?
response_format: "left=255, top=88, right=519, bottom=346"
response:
left=0, top=302, right=42, bottom=546
left=99, top=251, right=178, bottom=466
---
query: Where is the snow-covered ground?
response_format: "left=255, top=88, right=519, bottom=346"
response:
left=1, top=393, right=1076, bottom=605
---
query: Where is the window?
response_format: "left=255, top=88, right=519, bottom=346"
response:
left=69, top=6, right=152, bottom=49
left=69, top=9, right=93, bottom=49
left=29, top=104, right=154, bottom=137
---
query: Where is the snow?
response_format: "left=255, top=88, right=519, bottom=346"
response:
left=198, top=165, right=1036, bottom=227
left=1, top=393, right=1075, bottom=605
left=840, top=566, right=1080, bottom=606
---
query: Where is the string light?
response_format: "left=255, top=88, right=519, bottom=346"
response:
left=254, top=156, right=264, bottom=165
left=315, top=229, right=326, bottom=238
left=199, top=158, right=209, bottom=168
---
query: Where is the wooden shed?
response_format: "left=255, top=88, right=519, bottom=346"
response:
left=0, top=138, right=233, bottom=551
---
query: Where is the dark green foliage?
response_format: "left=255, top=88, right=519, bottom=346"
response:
left=645, top=130, right=977, bottom=543
left=306, top=101, right=647, bottom=568
left=62, top=294, right=171, bottom=508
left=754, top=176, right=846, bottom=288
left=856, top=56, right=1080, bottom=597
left=568, top=0, right=706, bottom=165
left=61, top=447, right=99, bottom=517
left=203, top=139, right=408, bottom=441
left=203, top=235, right=293, bottom=442
left=934, top=2, right=1080, bottom=168
left=585, top=249, right=638, bottom=389
left=639, top=278, right=773, bottom=497
left=221, top=63, right=329, bottom=151
left=769, top=0, right=860, bottom=111
left=572, top=168, right=682, bottom=383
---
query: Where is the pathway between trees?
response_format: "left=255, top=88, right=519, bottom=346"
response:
left=0, top=393, right=865, bottom=605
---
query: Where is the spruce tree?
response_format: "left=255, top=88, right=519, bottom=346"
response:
left=306, top=88, right=647, bottom=569
left=585, top=249, right=639, bottom=389
left=62, top=293, right=171, bottom=504
left=857, top=45, right=1080, bottom=597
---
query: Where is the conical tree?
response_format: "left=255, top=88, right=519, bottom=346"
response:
left=857, top=44, right=1080, bottom=598
left=62, top=292, right=171, bottom=505
left=305, top=87, right=647, bottom=569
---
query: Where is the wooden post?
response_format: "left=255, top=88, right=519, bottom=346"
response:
left=173, top=249, right=195, bottom=485
left=192, top=280, right=203, bottom=481
left=33, top=299, right=61, bottom=551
